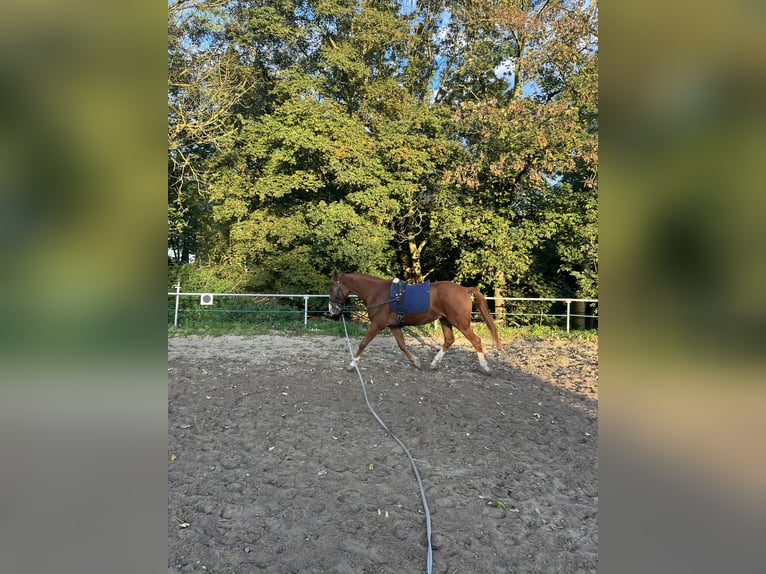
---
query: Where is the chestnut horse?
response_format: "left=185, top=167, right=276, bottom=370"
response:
left=328, top=271, right=502, bottom=374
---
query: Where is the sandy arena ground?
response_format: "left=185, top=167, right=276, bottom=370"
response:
left=168, top=331, right=598, bottom=573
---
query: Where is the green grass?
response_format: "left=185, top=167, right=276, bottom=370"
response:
left=168, top=315, right=596, bottom=342
left=496, top=323, right=598, bottom=342
left=168, top=316, right=370, bottom=338
left=405, top=321, right=597, bottom=343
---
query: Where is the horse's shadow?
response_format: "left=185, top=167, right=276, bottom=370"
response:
left=362, top=330, right=505, bottom=374
left=406, top=328, right=504, bottom=356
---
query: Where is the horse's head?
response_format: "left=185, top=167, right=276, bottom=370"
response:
left=328, top=271, right=350, bottom=317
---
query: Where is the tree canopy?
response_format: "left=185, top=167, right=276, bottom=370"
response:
left=168, top=0, right=598, bottom=299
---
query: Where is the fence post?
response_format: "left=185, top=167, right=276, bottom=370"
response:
left=565, top=299, right=572, bottom=333
left=304, top=296, right=309, bottom=327
left=173, top=282, right=181, bottom=327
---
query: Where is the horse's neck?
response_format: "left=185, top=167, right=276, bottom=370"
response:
left=345, top=274, right=389, bottom=300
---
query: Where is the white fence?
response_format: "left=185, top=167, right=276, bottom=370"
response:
left=168, top=287, right=597, bottom=332
left=490, top=297, right=599, bottom=332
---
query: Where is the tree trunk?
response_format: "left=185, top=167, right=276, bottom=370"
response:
left=494, top=286, right=505, bottom=326
left=572, top=300, right=585, bottom=330
left=405, top=238, right=426, bottom=283
left=493, top=272, right=506, bottom=326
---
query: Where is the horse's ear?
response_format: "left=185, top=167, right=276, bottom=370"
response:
left=331, top=270, right=338, bottom=280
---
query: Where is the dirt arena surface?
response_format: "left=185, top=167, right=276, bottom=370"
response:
left=168, top=331, right=598, bottom=573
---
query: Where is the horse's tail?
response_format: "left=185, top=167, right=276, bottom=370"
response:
left=467, top=287, right=503, bottom=351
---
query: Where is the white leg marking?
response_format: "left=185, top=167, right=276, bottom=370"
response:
left=430, top=349, right=445, bottom=370
left=477, top=352, right=491, bottom=375
left=347, top=357, right=359, bottom=371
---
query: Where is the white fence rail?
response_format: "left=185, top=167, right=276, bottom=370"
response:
left=168, top=288, right=322, bottom=327
left=488, top=297, right=599, bottom=332
left=168, top=288, right=597, bottom=332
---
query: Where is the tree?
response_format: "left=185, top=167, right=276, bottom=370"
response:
left=205, top=74, right=400, bottom=291
left=168, top=1, right=258, bottom=264
left=435, top=0, right=598, bottom=298
left=167, top=0, right=598, bottom=300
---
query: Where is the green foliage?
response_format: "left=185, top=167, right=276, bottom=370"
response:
left=169, top=262, right=246, bottom=293
left=168, top=0, right=598, bottom=300
left=306, top=202, right=395, bottom=273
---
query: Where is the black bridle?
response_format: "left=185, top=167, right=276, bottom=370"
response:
left=329, top=274, right=351, bottom=313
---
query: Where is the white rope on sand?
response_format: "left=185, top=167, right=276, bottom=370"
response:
left=340, top=315, right=433, bottom=574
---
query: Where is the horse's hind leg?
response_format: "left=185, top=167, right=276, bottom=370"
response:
left=456, top=326, right=491, bottom=375
left=430, top=319, right=455, bottom=370
left=391, top=327, right=421, bottom=369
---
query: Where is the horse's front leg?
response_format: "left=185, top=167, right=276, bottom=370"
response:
left=348, top=324, right=383, bottom=370
left=391, top=327, right=421, bottom=369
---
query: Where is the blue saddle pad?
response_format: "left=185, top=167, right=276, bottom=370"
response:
left=389, top=279, right=431, bottom=315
